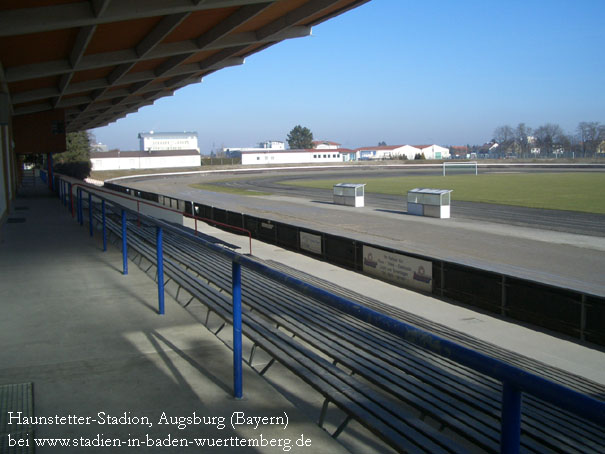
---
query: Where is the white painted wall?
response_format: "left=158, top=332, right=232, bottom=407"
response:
left=224, top=141, right=285, bottom=154
left=91, top=154, right=200, bottom=171
left=241, top=150, right=342, bottom=165
left=419, top=145, right=450, bottom=159
left=357, top=146, right=420, bottom=160
left=314, top=142, right=340, bottom=150
left=395, top=145, right=422, bottom=159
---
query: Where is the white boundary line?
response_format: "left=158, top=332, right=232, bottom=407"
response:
left=106, top=162, right=605, bottom=183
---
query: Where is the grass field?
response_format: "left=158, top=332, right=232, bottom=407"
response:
left=282, top=172, right=605, bottom=214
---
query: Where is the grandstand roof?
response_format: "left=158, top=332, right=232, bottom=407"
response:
left=0, top=0, right=369, bottom=134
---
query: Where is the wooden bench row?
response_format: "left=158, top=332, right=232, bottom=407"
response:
left=150, top=221, right=605, bottom=454
left=98, top=213, right=467, bottom=454
left=93, top=209, right=604, bottom=454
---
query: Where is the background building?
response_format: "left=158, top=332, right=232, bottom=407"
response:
left=312, top=140, right=341, bottom=150
left=355, top=145, right=422, bottom=160
left=138, top=131, right=199, bottom=152
left=241, top=149, right=348, bottom=165
left=414, top=144, right=450, bottom=159
left=223, top=140, right=285, bottom=156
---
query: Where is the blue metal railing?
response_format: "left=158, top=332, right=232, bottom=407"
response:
left=59, top=178, right=605, bottom=454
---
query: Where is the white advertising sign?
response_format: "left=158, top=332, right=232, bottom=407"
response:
left=300, top=231, right=322, bottom=255
left=362, top=245, right=432, bottom=292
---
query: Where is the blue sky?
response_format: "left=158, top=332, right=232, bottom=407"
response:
left=92, top=0, right=605, bottom=152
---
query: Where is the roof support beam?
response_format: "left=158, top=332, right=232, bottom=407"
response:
left=69, top=3, right=269, bottom=125
left=5, top=0, right=357, bottom=131
left=257, top=0, right=332, bottom=41
left=15, top=54, right=242, bottom=109
left=80, top=11, right=190, bottom=111
left=69, top=51, right=244, bottom=128
left=0, top=0, right=275, bottom=37
left=5, top=26, right=310, bottom=84
left=54, top=24, right=98, bottom=107
left=91, top=0, right=112, bottom=18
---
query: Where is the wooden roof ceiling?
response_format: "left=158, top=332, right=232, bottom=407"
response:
left=0, top=0, right=369, bottom=132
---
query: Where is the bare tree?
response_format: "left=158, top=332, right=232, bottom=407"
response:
left=515, top=123, right=532, bottom=158
left=533, top=123, right=564, bottom=157
left=577, top=121, right=601, bottom=157
left=494, top=125, right=514, bottom=143
left=493, top=125, right=515, bottom=156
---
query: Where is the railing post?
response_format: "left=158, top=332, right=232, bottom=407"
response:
left=500, top=382, right=522, bottom=454
left=78, top=188, right=83, bottom=225
left=121, top=209, right=128, bottom=275
left=88, top=192, right=93, bottom=237
left=69, top=183, right=74, bottom=216
left=102, top=200, right=107, bottom=252
left=46, top=153, right=53, bottom=191
left=156, top=226, right=165, bottom=315
left=232, top=261, right=243, bottom=399
left=580, top=294, right=587, bottom=342
left=501, top=275, right=508, bottom=316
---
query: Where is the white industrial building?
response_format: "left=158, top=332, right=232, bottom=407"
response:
left=353, top=144, right=450, bottom=160
left=241, top=149, right=348, bottom=165
left=355, top=145, right=422, bottom=160
left=223, top=140, right=285, bottom=155
left=414, top=144, right=450, bottom=159
left=91, top=150, right=201, bottom=171
left=138, top=131, right=199, bottom=152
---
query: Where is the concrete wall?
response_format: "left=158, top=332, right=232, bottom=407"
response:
left=91, top=154, right=200, bottom=171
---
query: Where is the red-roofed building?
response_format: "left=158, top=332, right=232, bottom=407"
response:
left=449, top=146, right=469, bottom=159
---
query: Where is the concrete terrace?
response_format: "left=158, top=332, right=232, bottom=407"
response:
left=2, top=178, right=605, bottom=454
left=0, top=184, right=350, bottom=453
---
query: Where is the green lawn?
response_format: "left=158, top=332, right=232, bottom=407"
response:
left=282, top=172, right=605, bottom=214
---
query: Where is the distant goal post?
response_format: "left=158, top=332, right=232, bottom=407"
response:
left=443, top=161, right=478, bottom=176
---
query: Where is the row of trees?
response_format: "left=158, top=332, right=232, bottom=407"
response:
left=493, top=122, right=605, bottom=158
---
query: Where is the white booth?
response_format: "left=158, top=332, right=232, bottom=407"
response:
left=407, top=188, right=452, bottom=218
left=333, top=183, right=366, bottom=207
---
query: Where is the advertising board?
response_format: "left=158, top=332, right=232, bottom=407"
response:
left=362, top=245, right=432, bottom=292
left=300, top=231, right=322, bottom=255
